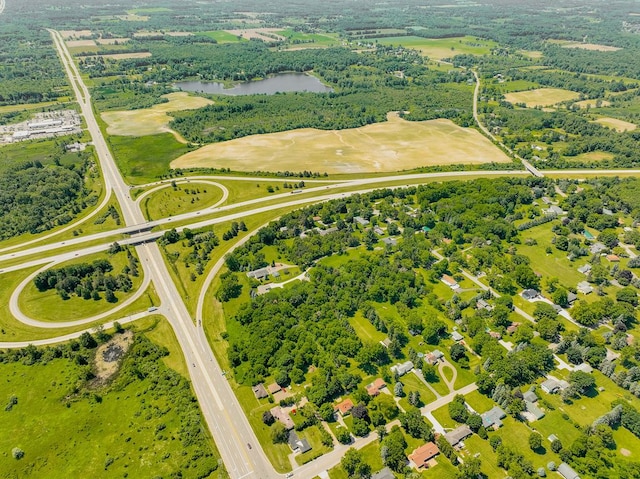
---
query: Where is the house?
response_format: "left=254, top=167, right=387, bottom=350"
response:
left=577, top=281, right=593, bottom=295
left=391, top=360, right=414, bottom=377
left=606, top=254, right=620, bottom=262
left=371, top=467, right=395, bottom=479
left=451, top=331, right=464, bottom=342
left=366, top=378, right=387, bottom=397
left=546, top=205, right=564, bottom=216
left=577, top=264, right=592, bottom=275
left=481, top=406, right=506, bottom=429
left=381, top=337, right=392, bottom=348
left=441, top=274, right=459, bottom=290
left=541, top=378, right=560, bottom=394
left=558, top=462, right=581, bottom=479
left=408, top=442, right=440, bottom=468
left=541, top=196, right=552, bottom=205
left=566, top=291, right=578, bottom=305
left=548, top=434, right=559, bottom=443
left=602, top=208, right=614, bottom=216
left=522, top=289, right=539, bottom=301
left=523, top=390, right=538, bottom=403
left=374, top=226, right=384, bottom=235
left=318, top=227, right=338, bottom=236
left=335, top=398, right=354, bottom=416
left=270, top=406, right=295, bottom=430
left=382, top=237, right=397, bottom=247
left=444, top=425, right=472, bottom=447
left=288, top=430, right=312, bottom=454
left=523, top=400, right=545, bottom=421
left=589, top=242, right=607, bottom=254
left=252, top=383, right=268, bottom=399
left=354, top=216, right=370, bottom=226
left=506, top=322, right=521, bottom=334
left=574, top=363, right=594, bottom=374
left=247, top=267, right=270, bottom=280
left=425, top=349, right=445, bottom=365
left=489, top=331, right=502, bottom=339
left=477, top=299, right=493, bottom=311
left=268, top=382, right=282, bottom=395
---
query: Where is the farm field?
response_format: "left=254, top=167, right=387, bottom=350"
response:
left=503, top=88, right=580, bottom=107
left=201, top=30, right=246, bottom=43
left=593, top=116, right=638, bottom=132
left=562, top=42, right=622, bottom=52
left=574, top=98, right=611, bottom=109
left=101, top=92, right=213, bottom=140
left=375, top=35, right=497, bottom=60
left=171, top=114, right=512, bottom=174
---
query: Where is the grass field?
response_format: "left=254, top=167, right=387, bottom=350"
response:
left=593, top=117, right=638, bottom=132
left=18, top=249, right=143, bottom=322
left=561, top=42, right=622, bottom=52
left=0, top=324, right=224, bottom=479
left=575, top=98, right=611, bottom=109
left=375, top=35, right=497, bottom=60
left=142, top=182, right=224, bottom=220
left=109, top=133, right=190, bottom=184
left=201, top=30, right=246, bottom=43
left=571, top=151, right=616, bottom=162
left=102, top=92, right=212, bottom=140
left=275, top=29, right=339, bottom=48
left=171, top=114, right=511, bottom=174
left=504, top=88, right=580, bottom=108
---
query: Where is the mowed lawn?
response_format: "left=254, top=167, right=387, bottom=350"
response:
left=141, top=182, right=224, bottom=220
left=101, top=92, right=213, bottom=138
left=376, top=35, right=497, bottom=60
left=171, top=114, right=512, bottom=174
left=503, top=88, right=580, bottom=108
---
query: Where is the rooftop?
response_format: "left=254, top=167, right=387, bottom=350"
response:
left=409, top=441, right=440, bottom=467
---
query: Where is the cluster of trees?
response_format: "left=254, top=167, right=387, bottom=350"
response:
left=33, top=254, right=136, bottom=302
left=0, top=161, right=88, bottom=240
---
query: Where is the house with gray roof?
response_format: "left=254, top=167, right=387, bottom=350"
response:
left=391, top=360, right=414, bottom=377
left=541, top=378, right=560, bottom=394
left=577, top=264, right=592, bottom=275
left=371, top=467, right=395, bottom=479
left=558, top=462, right=581, bottom=479
left=577, top=281, right=593, bottom=295
left=444, top=424, right=472, bottom=447
left=590, top=242, right=608, bottom=254
left=382, top=237, right=397, bottom=247
left=522, top=289, right=539, bottom=301
left=288, top=430, right=312, bottom=454
left=523, top=399, right=545, bottom=421
left=481, top=406, right=506, bottom=429
left=354, top=216, right=370, bottom=226
left=523, top=390, right=538, bottom=403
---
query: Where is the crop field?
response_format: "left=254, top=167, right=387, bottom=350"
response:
left=593, top=116, right=638, bottom=132
left=171, top=114, right=512, bottom=174
left=101, top=92, right=213, bottom=139
left=201, top=30, right=246, bottom=43
left=375, top=35, right=497, bottom=60
left=90, top=52, right=152, bottom=60
left=275, top=29, right=339, bottom=48
left=574, top=98, right=611, bottom=109
left=224, top=28, right=285, bottom=42
left=503, top=88, right=580, bottom=107
left=562, top=42, right=622, bottom=51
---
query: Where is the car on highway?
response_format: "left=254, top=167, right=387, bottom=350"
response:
left=247, top=443, right=252, bottom=449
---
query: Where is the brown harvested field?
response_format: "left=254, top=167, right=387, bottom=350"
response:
left=116, top=14, right=149, bottom=21
left=593, top=117, right=638, bottom=132
left=575, top=99, right=611, bottom=109
left=504, top=88, right=580, bottom=108
left=170, top=113, right=512, bottom=174
left=91, top=52, right=152, bottom=60
left=96, top=38, right=130, bottom=45
left=133, top=31, right=193, bottom=38
left=563, top=42, right=621, bottom=52
left=66, top=39, right=96, bottom=47
left=59, top=29, right=93, bottom=39
left=225, top=28, right=285, bottom=42
left=101, top=92, right=213, bottom=139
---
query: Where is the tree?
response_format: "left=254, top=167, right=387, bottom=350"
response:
left=399, top=408, right=433, bottom=441
left=490, top=435, right=502, bottom=451
left=381, top=427, right=407, bottom=472
left=271, top=422, right=289, bottom=444
left=341, top=448, right=371, bottom=479
left=217, top=272, right=242, bottom=302
left=552, top=288, right=569, bottom=308
left=534, top=302, right=559, bottom=321
left=456, top=457, right=481, bottom=479
left=617, top=287, right=639, bottom=307
left=336, top=427, right=352, bottom=444
left=394, top=382, right=404, bottom=397
left=12, top=447, right=24, bottom=460
left=529, top=432, right=543, bottom=451
left=450, top=343, right=467, bottom=362
left=550, top=438, right=563, bottom=453
left=572, top=300, right=600, bottom=326
left=514, top=264, right=540, bottom=290
left=79, top=332, right=97, bottom=349
left=569, top=370, right=595, bottom=395
left=448, top=396, right=469, bottom=423
left=352, top=417, right=370, bottom=437
left=466, top=413, right=483, bottom=432
left=262, top=410, right=275, bottom=425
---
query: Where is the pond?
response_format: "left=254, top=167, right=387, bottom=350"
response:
left=175, top=72, right=333, bottom=95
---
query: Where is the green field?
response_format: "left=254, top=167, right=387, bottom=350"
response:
left=142, top=182, right=225, bottom=220
left=18, top=249, right=143, bottom=322
left=375, top=35, right=498, bottom=60
left=275, top=29, right=339, bottom=47
left=0, top=323, right=225, bottom=478
left=109, top=133, right=190, bottom=184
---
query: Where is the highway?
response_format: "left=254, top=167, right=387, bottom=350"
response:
left=1, top=25, right=639, bottom=479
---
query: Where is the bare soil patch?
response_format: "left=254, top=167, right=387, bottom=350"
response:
left=133, top=31, right=193, bottom=38
left=562, top=42, right=621, bottom=52
left=91, top=330, right=134, bottom=387
left=60, top=29, right=93, bottom=39
left=574, top=99, right=611, bottom=109
left=96, top=38, right=130, bottom=45
left=66, top=39, right=96, bottom=47
left=101, top=92, right=213, bottom=137
left=90, top=52, right=152, bottom=60
left=171, top=113, right=511, bottom=174
left=621, top=448, right=631, bottom=456
left=593, top=117, right=637, bottom=132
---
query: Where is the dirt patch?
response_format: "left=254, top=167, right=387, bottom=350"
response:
left=66, top=39, right=97, bottom=47
left=91, top=330, right=134, bottom=387
left=225, top=28, right=285, bottom=42
left=60, top=29, right=93, bottom=39
left=562, top=42, right=621, bottom=52
left=574, top=99, right=611, bottom=109
left=171, top=113, right=511, bottom=174
left=621, top=448, right=631, bottom=456
left=88, top=52, right=152, bottom=60
left=593, top=117, right=637, bottom=132
left=101, top=92, right=213, bottom=137
left=504, top=88, right=580, bottom=108
left=133, top=31, right=193, bottom=38
left=96, top=38, right=130, bottom=45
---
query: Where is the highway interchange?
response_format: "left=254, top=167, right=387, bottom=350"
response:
left=1, top=23, right=640, bottom=479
